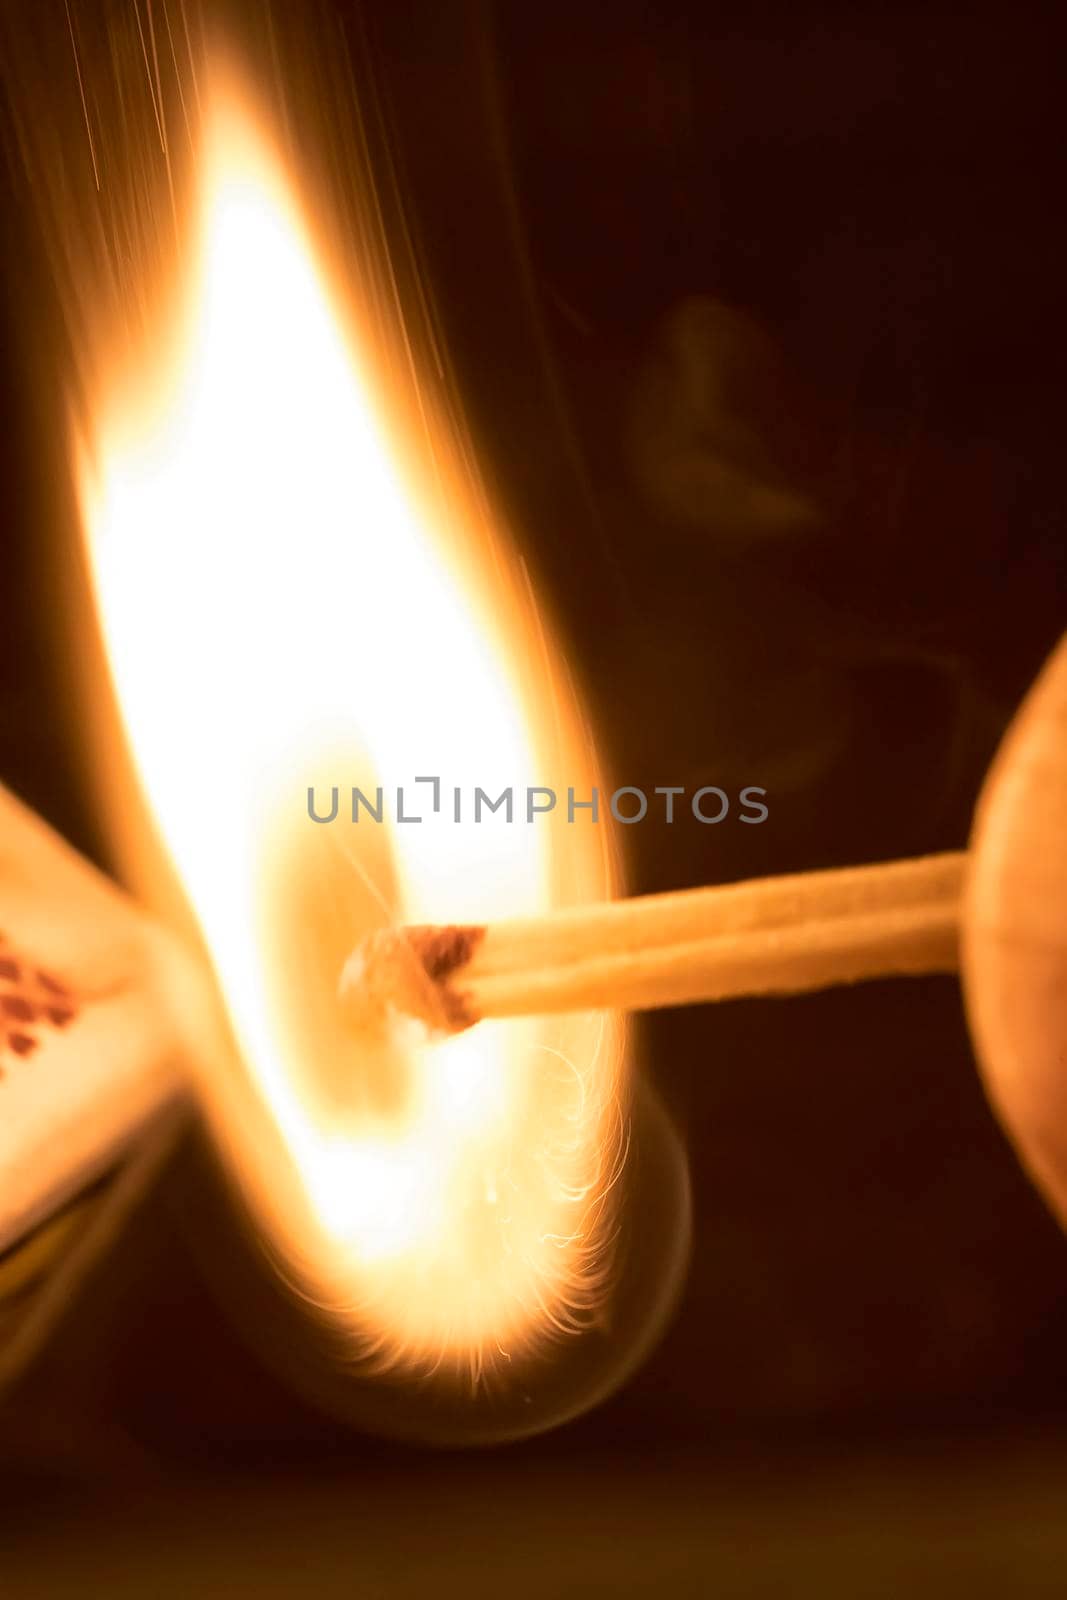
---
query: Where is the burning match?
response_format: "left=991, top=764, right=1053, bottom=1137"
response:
left=340, top=852, right=965, bottom=1036
left=2, top=0, right=1064, bottom=1475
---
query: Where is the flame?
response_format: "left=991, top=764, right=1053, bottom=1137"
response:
left=76, top=84, right=628, bottom=1380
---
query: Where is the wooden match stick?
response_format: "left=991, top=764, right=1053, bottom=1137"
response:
left=340, top=852, right=965, bottom=1035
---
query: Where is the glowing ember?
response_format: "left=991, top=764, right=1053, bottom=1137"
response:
left=76, top=83, right=628, bottom=1380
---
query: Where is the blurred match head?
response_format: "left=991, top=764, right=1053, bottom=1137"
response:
left=338, top=923, right=484, bottom=1041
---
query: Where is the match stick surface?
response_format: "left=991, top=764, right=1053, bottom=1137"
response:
left=341, top=852, right=965, bottom=1034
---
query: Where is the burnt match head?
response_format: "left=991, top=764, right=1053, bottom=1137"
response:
left=339, top=923, right=486, bottom=1041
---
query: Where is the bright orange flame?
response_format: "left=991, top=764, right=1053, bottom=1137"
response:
left=76, top=85, right=628, bottom=1378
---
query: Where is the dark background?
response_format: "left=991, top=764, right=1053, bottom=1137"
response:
left=2, top=0, right=1067, bottom=1589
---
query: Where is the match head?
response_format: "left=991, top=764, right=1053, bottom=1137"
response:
left=338, top=923, right=486, bottom=1041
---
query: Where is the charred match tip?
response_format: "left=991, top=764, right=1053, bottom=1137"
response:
left=339, top=923, right=486, bottom=1039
